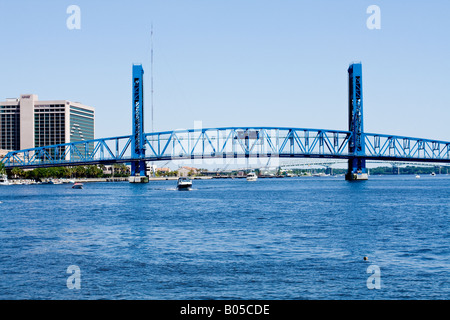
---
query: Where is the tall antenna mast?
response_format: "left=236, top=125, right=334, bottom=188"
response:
left=149, top=24, right=155, bottom=177
left=151, top=23, right=154, bottom=133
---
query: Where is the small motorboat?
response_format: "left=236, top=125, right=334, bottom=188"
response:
left=246, top=171, right=258, bottom=181
left=72, top=182, right=83, bottom=189
left=177, top=177, right=192, bottom=190
left=415, top=175, right=420, bottom=179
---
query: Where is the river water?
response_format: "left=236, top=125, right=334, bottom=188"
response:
left=0, top=175, right=448, bottom=299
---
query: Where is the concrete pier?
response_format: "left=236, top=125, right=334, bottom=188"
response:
left=128, top=175, right=149, bottom=183
left=345, top=172, right=369, bottom=181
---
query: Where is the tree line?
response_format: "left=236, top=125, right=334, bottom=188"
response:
left=3, top=164, right=130, bottom=180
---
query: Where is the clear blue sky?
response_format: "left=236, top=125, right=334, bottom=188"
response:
left=0, top=0, right=449, bottom=142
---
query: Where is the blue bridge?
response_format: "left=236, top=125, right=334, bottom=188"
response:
left=1, top=63, right=449, bottom=181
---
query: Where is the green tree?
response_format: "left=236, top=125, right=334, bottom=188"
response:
left=11, top=167, right=25, bottom=178
left=34, top=168, right=49, bottom=179
left=0, top=162, right=6, bottom=174
left=63, top=167, right=74, bottom=178
left=26, top=169, right=38, bottom=180
left=85, top=165, right=103, bottom=178
left=113, top=164, right=130, bottom=177
left=74, top=166, right=86, bottom=178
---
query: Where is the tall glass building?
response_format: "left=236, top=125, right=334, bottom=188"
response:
left=0, top=94, right=94, bottom=159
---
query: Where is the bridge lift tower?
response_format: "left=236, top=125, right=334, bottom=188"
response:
left=129, top=64, right=149, bottom=183
left=346, top=62, right=368, bottom=181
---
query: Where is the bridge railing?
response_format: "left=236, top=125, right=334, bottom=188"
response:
left=364, top=133, right=450, bottom=162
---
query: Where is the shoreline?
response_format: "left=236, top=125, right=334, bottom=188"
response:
left=3, top=173, right=447, bottom=185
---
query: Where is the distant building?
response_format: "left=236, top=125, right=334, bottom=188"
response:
left=146, top=166, right=171, bottom=176
left=102, top=165, right=113, bottom=175
left=102, top=164, right=130, bottom=176
left=178, top=166, right=198, bottom=177
left=0, top=94, right=94, bottom=158
left=0, top=148, right=12, bottom=160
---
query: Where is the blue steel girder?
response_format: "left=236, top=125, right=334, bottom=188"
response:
left=142, top=127, right=352, bottom=160
left=364, top=133, right=450, bottom=162
left=2, top=127, right=450, bottom=169
left=0, top=135, right=133, bottom=169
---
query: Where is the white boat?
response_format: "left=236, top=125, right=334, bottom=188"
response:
left=72, top=182, right=83, bottom=189
left=246, top=172, right=258, bottom=181
left=0, top=174, right=10, bottom=186
left=431, top=172, right=436, bottom=176
left=177, top=177, right=192, bottom=190
left=415, top=175, right=420, bottom=179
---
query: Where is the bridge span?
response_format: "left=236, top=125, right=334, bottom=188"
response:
left=1, top=63, right=449, bottom=181
left=1, top=127, right=449, bottom=169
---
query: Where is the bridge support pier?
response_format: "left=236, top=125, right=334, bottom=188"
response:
left=129, top=174, right=149, bottom=183
left=345, top=158, right=368, bottom=180
left=345, top=62, right=368, bottom=181
left=129, top=160, right=148, bottom=183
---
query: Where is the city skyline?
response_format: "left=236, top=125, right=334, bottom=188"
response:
left=0, top=0, right=449, bottom=143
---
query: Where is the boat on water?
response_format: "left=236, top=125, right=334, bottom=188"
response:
left=431, top=172, right=436, bottom=176
left=72, top=182, right=83, bottom=189
left=246, top=172, right=258, bottom=181
left=415, top=175, right=420, bottom=179
left=0, top=174, right=10, bottom=186
left=177, top=177, right=192, bottom=190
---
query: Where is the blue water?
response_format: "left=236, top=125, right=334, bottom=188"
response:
left=0, top=175, right=448, bottom=300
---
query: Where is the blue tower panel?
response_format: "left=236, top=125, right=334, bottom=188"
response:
left=346, top=62, right=368, bottom=181
left=130, top=64, right=147, bottom=180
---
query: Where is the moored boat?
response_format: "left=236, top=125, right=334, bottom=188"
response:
left=0, top=174, right=10, bottom=186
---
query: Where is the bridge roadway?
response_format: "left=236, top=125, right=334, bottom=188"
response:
left=1, top=126, right=450, bottom=169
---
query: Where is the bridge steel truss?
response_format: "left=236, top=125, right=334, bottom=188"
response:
left=363, top=133, right=450, bottom=163
left=2, top=127, right=450, bottom=169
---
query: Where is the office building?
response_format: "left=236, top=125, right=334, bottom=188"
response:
left=0, top=94, right=94, bottom=158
